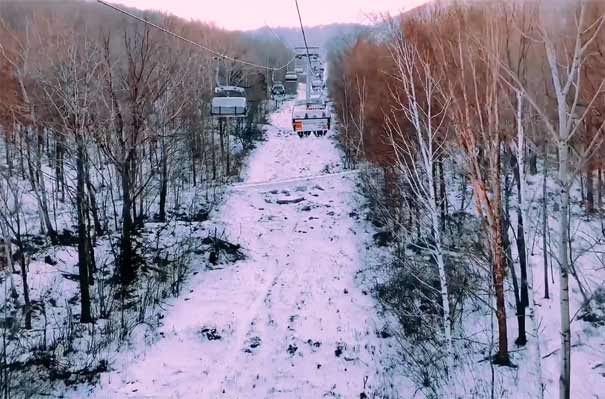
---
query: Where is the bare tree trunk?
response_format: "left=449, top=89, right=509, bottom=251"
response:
left=219, top=118, right=225, bottom=174
left=512, top=158, right=529, bottom=346
left=13, top=211, right=32, bottom=330
left=529, top=147, right=538, bottom=175
left=0, top=223, right=18, bottom=301
left=541, top=142, right=550, bottom=301
left=211, top=121, right=217, bottom=180
left=492, top=142, right=510, bottom=365
left=438, top=158, right=447, bottom=232
left=226, top=120, right=231, bottom=176
left=191, top=123, right=198, bottom=187
left=503, top=147, right=528, bottom=348
left=597, top=168, right=603, bottom=210
left=4, top=132, right=13, bottom=176
left=430, top=172, right=453, bottom=374
left=503, top=209, right=526, bottom=347
left=119, top=158, right=136, bottom=286
left=158, top=140, right=168, bottom=222
left=85, top=157, right=104, bottom=238
left=31, top=128, right=58, bottom=243
left=585, top=168, right=594, bottom=213
left=55, top=134, right=65, bottom=202
left=492, top=211, right=510, bottom=365
left=76, top=134, right=93, bottom=323
left=558, top=139, right=571, bottom=399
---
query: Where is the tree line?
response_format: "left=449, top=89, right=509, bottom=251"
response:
left=0, top=1, right=291, bottom=396
left=329, top=1, right=605, bottom=397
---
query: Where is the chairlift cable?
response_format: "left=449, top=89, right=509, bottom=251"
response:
left=263, top=21, right=294, bottom=52
left=294, top=0, right=314, bottom=73
left=97, top=0, right=296, bottom=71
left=230, top=169, right=369, bottom=191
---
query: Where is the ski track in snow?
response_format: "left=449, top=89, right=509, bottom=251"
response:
left=76, top=93, right=395, bottom=399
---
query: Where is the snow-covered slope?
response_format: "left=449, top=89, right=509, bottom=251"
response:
left=67, top=87, right=406, bottom=399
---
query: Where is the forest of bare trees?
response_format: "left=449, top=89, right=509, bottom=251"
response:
left=329, top=1, right=605, bottom=397
left=2, top=0, right=605, bottom=397
left=0, top=1, right=291, bottom=397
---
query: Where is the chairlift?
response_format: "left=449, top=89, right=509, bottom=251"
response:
left=211, top=60, right=248, bottom=118
left=284, top=72, right=298, bottom=95
left=292, top=96, right=331, bottom=138
left=212, top=86, right=247, bottom=118
left=311, top=78, right=324, bottom=91
left=271, top=82, right=286, bottom=101
left=271, top=83, right=285, bottom=96
left=290, top=47, right=330, bottom=137
left=294, top=46, right=320, bottom=76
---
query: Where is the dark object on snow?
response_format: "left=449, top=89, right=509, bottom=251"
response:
left=67, top=294, right=79, bottom=304
left=373, top=231, right=393, bottom=247
left=44, top=255, right=57, bottom=266
left=335, top=344, right=344, bottom=357
left=371, top=219, right=384, bottom=228
left=55, top=229, right=80, bottom=246
left=11, top=235, right=46, bottom=262
left=276, top=197, right=305, bottom=205
left=578, top=287, right=605, bottom=326
left=378, top=329, right=392, bottom=339
left=343, top=288, right=348, bottom=294
left=245, top=336, right=262, bottom=353
left=301, top=205, right=312, bottom=212
left=192, top=209, right=210, bottom=222
left=0, top=315, right=17, bottom=331
left=200, top=327, right=222, bottom=341
left=360, top=393, right=368, bottom=399
left=287, top=344, right=298, bottom=355
left=307, top=339, right=321, bottom=348
left=61, top=273, right=80, bottom=282
left=202, top=236, right=245, bottom=264
left=167, top=208, right=209, bottom=223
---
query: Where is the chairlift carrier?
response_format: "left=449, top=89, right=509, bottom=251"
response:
left=211, top=62, right=248, bottom=118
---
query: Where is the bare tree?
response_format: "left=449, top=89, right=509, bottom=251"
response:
left=502, top=3, right=605, bottom=396
left=386, top=28, right=454, bottom=373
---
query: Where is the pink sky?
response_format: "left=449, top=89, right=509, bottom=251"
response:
left=113, top=0, right=428, bottom=30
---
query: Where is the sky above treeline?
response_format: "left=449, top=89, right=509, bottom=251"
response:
left=114, top=0, right=429, bottom=30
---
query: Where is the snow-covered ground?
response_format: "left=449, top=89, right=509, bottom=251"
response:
left=68, top=88, right=404, bottom=398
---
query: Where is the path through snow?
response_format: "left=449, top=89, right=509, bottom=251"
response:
left=74, top=91, right=398, bottom=399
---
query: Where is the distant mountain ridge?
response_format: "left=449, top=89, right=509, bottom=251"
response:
left=246, top=24, right=368, bottom=56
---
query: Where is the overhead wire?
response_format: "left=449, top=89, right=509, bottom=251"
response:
left=230, top=169, right=364, bottom=191
left=96, top=0, right=296, bottom=71
left=294, top=0, right=314, bottom=73
left=263, top=21, right=293, bottom=51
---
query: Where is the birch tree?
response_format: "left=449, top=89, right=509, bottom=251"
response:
left=502, top=3, right=605, bottom=397
left=386, top=27, right=454, bottom=374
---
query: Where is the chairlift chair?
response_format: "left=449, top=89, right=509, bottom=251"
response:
left=271, top=83, right=285, bottom=95
left=271, top=82, right=286, bottom=101
left=211, top=85, right=247, bottom=118
left=294, top=46, right=320, bottom=76
left=284, top=73, right=298, bottom=95
left=291, top=96, right=331, bottom=138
